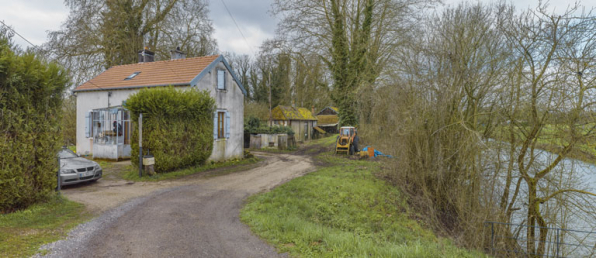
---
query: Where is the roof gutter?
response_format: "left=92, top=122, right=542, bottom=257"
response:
left=73, top=83, right=190, bottom=92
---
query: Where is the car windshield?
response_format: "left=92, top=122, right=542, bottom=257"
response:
left=58, top=149, right=78, bottom=159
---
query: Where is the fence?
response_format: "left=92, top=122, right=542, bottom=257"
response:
left=485, top=221, right=596, bottom=257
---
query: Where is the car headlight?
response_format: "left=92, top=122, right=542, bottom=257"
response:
left=60, top=169, right=75, bottom=174
left=94, top=164, right=101, bottom=170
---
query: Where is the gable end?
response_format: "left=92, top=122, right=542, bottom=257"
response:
left=190, top=55, right=247, bottom=96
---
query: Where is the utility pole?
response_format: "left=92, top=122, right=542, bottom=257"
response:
left=269, top=70, right=272, bottom=127
left=138, top=113, right=143, bottom=178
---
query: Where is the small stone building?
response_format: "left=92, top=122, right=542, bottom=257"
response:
left=271, top=106, right=318, bottom=142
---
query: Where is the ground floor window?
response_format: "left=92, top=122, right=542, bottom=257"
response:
left=214, top=110, right=230, bottom=139
left=218, top=111, right=225, bottom=139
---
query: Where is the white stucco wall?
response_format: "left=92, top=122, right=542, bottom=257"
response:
left=75, top=60, right=244, bottom=162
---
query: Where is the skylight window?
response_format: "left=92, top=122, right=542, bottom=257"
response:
left=124, top=72, right=141, bottom=80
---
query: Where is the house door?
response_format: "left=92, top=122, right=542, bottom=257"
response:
left=304, top=122, right=308, bottom=140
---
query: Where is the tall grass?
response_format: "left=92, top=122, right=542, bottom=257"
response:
left=241, top=153, right=486, bottom=257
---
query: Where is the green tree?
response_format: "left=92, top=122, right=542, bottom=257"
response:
left=272, top=0, right=431, bottom=126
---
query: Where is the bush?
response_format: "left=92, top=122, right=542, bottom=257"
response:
left=0, top=33, right=69, bottom=212
left=125, top=87, right=215, bottom=173
left=250, top=125, right=295, bottom=135
left=244, top=116, right=261, bottom=132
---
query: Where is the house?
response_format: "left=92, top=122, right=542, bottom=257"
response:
left=316, top=106, right=339, bottom=133
left=73, top=49, right=246, bottom=161
left=271, top=106, right=318, bottom=142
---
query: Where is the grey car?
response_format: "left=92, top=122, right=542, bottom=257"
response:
left=59, top=147, right=102, bottom=186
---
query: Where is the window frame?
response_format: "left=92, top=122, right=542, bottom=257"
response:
left=218, top=111, right=225, bottom=139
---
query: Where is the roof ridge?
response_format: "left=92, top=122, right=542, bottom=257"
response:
left=105, top=54, right=221, bottom=69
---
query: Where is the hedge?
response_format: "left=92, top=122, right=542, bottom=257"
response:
left=125, top=87, right=215, bottom=173
left=250, top=126, right=295, bottom=135
left=0, top=35, right=69, bottom=212
left=244, top=116, right=295, bottom=135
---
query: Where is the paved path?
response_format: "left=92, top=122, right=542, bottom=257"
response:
left=40, top=153, right=315, bottom=258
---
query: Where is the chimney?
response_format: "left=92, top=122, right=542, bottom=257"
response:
left=138, top=46, right=155, bottom=63
left=312, top=105, right=315, bottom=116
left=170, top=46, right=186, bottom=60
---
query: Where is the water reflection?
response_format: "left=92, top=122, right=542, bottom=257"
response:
left=487, top=140, right=596, bottom=257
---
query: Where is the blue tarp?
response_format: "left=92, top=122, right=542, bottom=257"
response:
left=362, top=146, right=393, bottom=158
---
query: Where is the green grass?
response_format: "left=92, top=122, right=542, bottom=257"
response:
left=252, top=146, right=297, bottom=153
left=0, top=195, right=90, bottom=257
left=122, top=157, right=261, bottom=182
left=240, top=152, right=486, bottom=257
left=96, top=160, right=114, bottom=170
left=306, top=134, right=339, bottom=146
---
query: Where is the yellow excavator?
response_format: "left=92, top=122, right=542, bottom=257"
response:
left=335, top=126, right=357, bottom=155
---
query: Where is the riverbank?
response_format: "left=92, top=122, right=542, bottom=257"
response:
left=240, top=138, right=486, bottom=257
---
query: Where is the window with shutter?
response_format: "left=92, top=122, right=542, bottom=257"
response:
left=218, top=111, right=225, bottom=139
left=217, top=70, right=225, bottom=90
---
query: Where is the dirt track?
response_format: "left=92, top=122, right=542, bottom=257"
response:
left=41, top=152, right=315, bottom=257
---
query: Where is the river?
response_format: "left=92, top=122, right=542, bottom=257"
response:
left=487, top=141, right=596, bottom=257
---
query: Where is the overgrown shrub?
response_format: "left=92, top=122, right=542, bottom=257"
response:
left=0, top=33, right=69, bottom=213
left=250, top=125, right=294, bottom=135
left=125, top=87, right=215, bottom=173
left=244, top=115, right=261, bottom=132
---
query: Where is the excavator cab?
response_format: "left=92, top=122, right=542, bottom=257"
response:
left=335, top=126, right=357, bottom=155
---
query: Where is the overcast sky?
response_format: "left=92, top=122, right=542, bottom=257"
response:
left=0, top=0, right=587, bottom=56
left=0, top=0, right=278, bottom=56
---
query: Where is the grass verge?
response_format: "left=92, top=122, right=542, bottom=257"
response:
left=0, top=194, right=90, bottom=257
left=122, top=157, right=261, bottom=182
left=240, top=152, right=485, bottom=257
left=251, top=146, right=297, bottom=154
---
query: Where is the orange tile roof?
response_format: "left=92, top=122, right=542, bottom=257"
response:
left=75, top=55, right=221, bottom=92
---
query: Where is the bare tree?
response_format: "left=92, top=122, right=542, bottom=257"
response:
left=43, top=0, right=216, bottom=87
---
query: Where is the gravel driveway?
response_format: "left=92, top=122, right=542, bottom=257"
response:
left=39, top=153, right=315, bottom=258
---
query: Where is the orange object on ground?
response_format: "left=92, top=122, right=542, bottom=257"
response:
left=368, top=147, right=375, bottom=157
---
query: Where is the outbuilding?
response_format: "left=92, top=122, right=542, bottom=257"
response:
left=316, top=106, right=339, bottom=134
left=271, top=106, right=318, bottom=142
left=73, top=50, right=246, bottom=161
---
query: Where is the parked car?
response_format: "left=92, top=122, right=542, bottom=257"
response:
left=59, top=147, right=102, bottom=186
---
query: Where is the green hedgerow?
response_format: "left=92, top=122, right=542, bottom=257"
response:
left=0, top=32, right=69, bottom=213
left=125, top=87, right=215, bottom=173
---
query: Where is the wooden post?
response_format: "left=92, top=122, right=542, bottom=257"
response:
left=139, top=113, right=143, bottom=178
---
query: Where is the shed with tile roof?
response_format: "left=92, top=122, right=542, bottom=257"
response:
left=74, top=54, right=245, bottom=162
